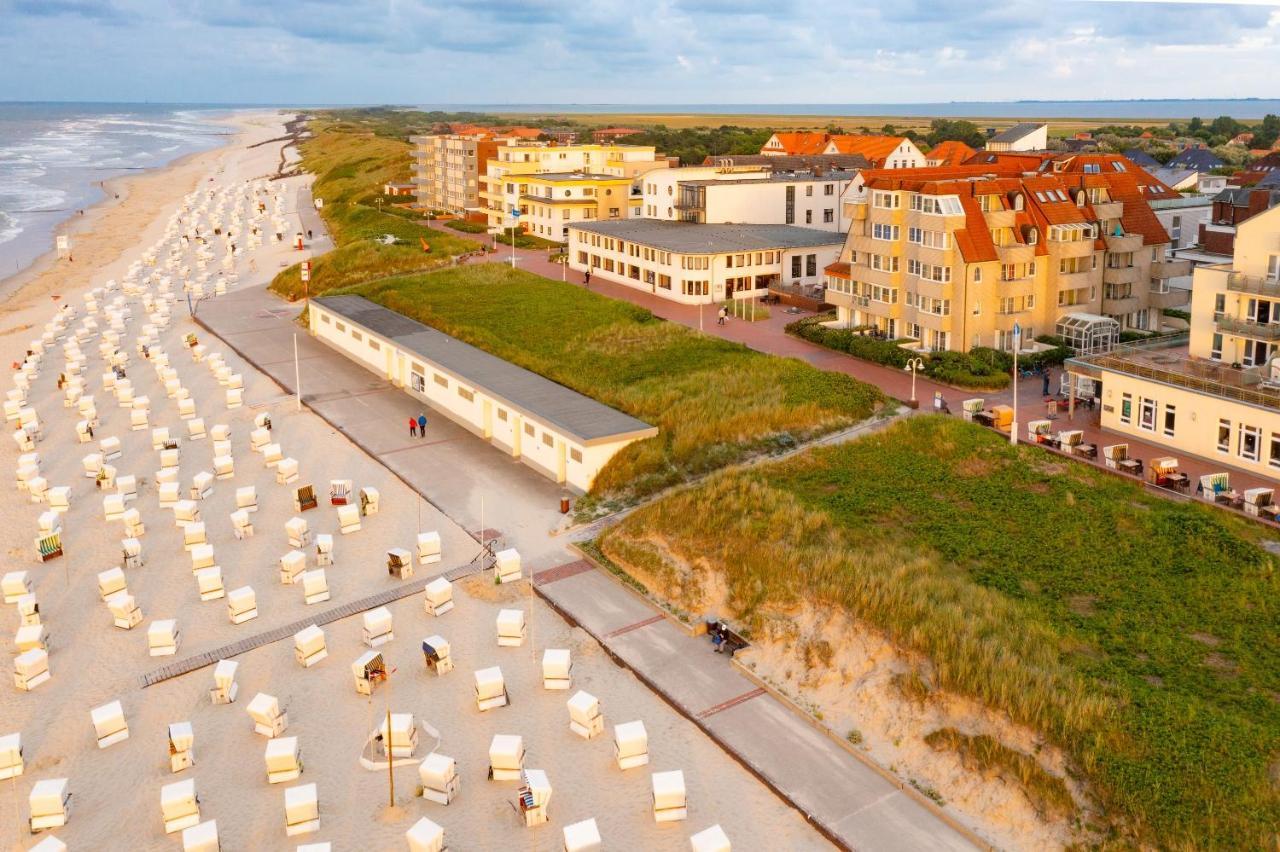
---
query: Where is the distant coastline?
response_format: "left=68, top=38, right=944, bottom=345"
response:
left=414, top=99, right=1280, bottom=120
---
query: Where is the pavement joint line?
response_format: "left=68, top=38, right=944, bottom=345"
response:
left=379, top=437, right=460, bottom=455
left=696, top=686, right=766, bottom=719
left=137, top=577, right=436, bottom=689
left=603, top=613, right=665, bottom=639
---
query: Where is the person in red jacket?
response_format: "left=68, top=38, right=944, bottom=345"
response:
left=409, top=416, right=417, bottom=438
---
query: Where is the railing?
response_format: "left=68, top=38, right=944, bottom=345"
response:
left=1070, top=333, right=1280, bottom=410
left=1216, top=316, right=1280, bottom=340
left=1227, top=272, right=1280, bottom=297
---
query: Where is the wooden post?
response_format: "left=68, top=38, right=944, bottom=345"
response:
left=386, top=706, right=394, bottom=807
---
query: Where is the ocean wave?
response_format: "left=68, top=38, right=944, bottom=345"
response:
left=0, top=210, right=21, bottom=246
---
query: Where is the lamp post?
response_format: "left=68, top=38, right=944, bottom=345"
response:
left=904, top=357, right=925, bottom=409
left=508, top=207, right=520, bottom=269
left=1011, top=322, right=1022, bottom=446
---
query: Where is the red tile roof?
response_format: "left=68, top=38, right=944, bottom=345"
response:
left=824, top=135, right=912, bottom=166
left=924, top=140, right=975, bottom=166
left=761, top=132, right=831, bottom=156
left=824, top=262, right=852, bottom=278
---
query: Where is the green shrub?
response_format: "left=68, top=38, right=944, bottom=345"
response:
left=444, top=219, right=487, bottom=234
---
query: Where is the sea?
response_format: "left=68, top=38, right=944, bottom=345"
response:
left=0, top=103, right=233, bottom=283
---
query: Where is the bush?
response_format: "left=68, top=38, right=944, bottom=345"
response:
left=444, top=219, right=487, bottom=234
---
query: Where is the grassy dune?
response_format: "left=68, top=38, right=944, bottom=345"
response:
left=599, top=416, right=1280, bottom=848
left=342, top=264, right=887, bottom=506
left=270, top=121, right=473, bottom=300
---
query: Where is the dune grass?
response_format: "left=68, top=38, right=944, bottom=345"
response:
left=269, top=120, right=473, bottom=300
left=598, top=416, right=1280, bottom=848
left=924, top=728, right=1076, bottom=823
left=340, top=263, right=887, bottom=506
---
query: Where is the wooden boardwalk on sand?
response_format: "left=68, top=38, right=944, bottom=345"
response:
left=138, top=561, right=485, bottom=689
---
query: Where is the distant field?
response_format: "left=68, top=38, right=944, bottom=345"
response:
left=489, top=112, right=1165, bottom=136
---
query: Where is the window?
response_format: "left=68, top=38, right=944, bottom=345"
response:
left=410, top=372, right=425, bottom=392
left=433, top=373, right=449, bottom=388
left=569, top=447, right=583, bottom=463
left=792, top=255, right=801, bottom=278
left=1139, top=397, right=1156, bottom=432
left=1163, top=404, right=1176, bottom=437
left=806, top=254, right=817, bottom=276
left=369, top=339, right=379, bottom=351
left=497, top=408, right=508, bottom=421
left=824, top=184, right=834, bottom=196
left=1120, top=393, right=1132, bottom=425
left=872, top=191, right=899, bottom=210
left=524, top=423, right=535, bottom=437
left=351, top=330, right=362, bottom=342
left=805, top=185, right=814, bottom=197
left=542, top=432, right=554, bottom=448
left=1239, top=423, right=1261, bottom=462
left=1171, top=215, right=1182, bottom=241
left=1211, top=332, right=1223, bottom=361
left=973, top=267, right=981, bottom=283
left=805, top=210, right=813, bottom=224
left=320, top=314, right=330, bottom=324
left=1218, top=419, right=1231, bottom=453
left=872, top=223, right=899, bottom=241
left=1213, top=293, right=1226, bottom=316
left=457, top=387, right=474, bottom=402
left=1271, top=433, right=1280, bottom=469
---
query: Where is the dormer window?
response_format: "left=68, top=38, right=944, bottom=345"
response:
left=1013, top=193, right=1025, bottom=211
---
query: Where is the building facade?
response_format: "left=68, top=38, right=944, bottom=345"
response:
left=822, top=166, right=1189, bottom=353
left=478, top=142, right=669, bottom=232
left=1066, top=205, right=1280, bottom=481
left=519, top=172, right=638, bottom=243
left=984, top=123, right=1049, bottom=152
left=638, top=166, right=857, bottom=232
left=760, top=132, right=924, bottom=168
left=309, top=295, right=657, bottom=493
left=410, top=132, right=499, bottom=216
left=567, top=220, right=841, bottom=306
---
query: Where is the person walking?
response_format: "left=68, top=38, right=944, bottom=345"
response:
left=1042, top=368, right=1052, bottom=397
left=583, top=269, right=591, bottom=288
left=717, top=306, right=727, bottom=326
left=409, top=416, right=417, bottom=438
left=417, top=413, right=427, bottom=438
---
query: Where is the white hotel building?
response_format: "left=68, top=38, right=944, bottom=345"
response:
left=638, top=166, right=859, bottom=233
left=567, top=220, right=842, bottom=305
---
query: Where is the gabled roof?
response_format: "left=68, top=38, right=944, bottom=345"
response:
left=761, top=132, right=830, bottom=156
left=925, top=140, right=976, bottom=166
left=822, top=135, right=912, bottom=165
left=988, top=123, right=1046, bottom=144
left=963, top=151, right=1054, bottom=170
left=1167, top=148, right=1224, bottom=172
left=1150, top=167, right=1198, bottom=190
left=1122, top=149, right=1162, bottom=169
left=1247, top=151, right=1280, bottom=172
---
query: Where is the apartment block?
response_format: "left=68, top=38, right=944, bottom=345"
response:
left=639, top=165, right=858, bottom=232
left=823, top=165, right=1189, bottom=353
left=1066, top=204, right=1280, bottom=480
left=519, top=172, right=638, bottom=243
left=478, top=142, right=670, bottom=232
left=566, top=220, right=841, bottom=306
left=410, top=132, right=499, bottom=216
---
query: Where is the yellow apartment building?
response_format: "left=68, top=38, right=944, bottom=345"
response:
left=1066, top=204, right=1280, bottom=480
left=479, top=142, right=669, bottom=232
left=822, top=165, right=1188, bottom=353
left=519, top=172, right=638, bottom=243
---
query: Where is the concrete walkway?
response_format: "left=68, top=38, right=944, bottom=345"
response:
left=194, top=187, right=985, bottom=851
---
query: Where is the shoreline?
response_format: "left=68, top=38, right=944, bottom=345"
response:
left=0, top=110, right=284, bottom=313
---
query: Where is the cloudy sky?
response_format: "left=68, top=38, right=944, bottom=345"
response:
left=0, top=0, right=1277, bottom=105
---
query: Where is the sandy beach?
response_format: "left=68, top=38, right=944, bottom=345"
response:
left=0, top=111, right=828, bottom=851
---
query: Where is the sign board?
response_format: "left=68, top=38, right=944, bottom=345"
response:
left=1012, top=321, right=1022, bottom=351
left=300, top=261, right=311, bottom=283
left=314, top=199, right=324, bottom=209
left=56, top=235, right=69, bottom=252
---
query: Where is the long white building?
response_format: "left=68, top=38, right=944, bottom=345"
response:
left=309, top=295, right=657, bottom=493
left=639, top=166, right=858, bottom=232
left=567, top=220, right=842, bottom=305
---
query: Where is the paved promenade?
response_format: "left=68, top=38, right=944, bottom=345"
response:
left=192, top=182, right=985, bottom=851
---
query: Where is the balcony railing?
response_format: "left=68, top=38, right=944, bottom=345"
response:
left=983, top=208, right=1016, bottom=229
left=1102, top=295, right=1140, bottom=314
left=1152, top=258, right=1191, bottom=279
left=1104, top=232, right=1144, bottom=254
left=1149, top=288, right=1189, bottom=309
left=1048, top=238, right=1094, bottom=259
left=1103, top=265, right=1140, bottom=286
left=1069, top=333, right=1280, bottom=411
left=1227, top=272, right=1280, bottom=297
left=1091, top=201, right=1123, bottom=221
left=997, top=243, right=1034, bottom=264
left=1216, top=316, right=1280, bottom=340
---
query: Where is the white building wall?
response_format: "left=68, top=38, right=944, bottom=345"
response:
left=308, top=303, right=647, bottom=493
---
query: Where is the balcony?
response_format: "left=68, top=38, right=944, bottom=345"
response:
left=1103, top=265, right=1140, bottom=286
left=1216, top=316, right=1280, bottom=340
left=1048, top=238, right=1094, bottom=259
left=846, top=201, right=868, bottom=221
left=1091, top=201, right=1123, bottom=221
left=997, top=243, right=1034, bottom=265
left=1054, top=269, right=1094, bottom=291
left=859, top=265, right=904, bottom=289
left=1103, top=295, right=1140, bottom=314
left=851, top=234, right=903, bottom=257
left=1226, top=272, right=1280, bottom=297
left=1151, top=258, right=1192, bottom=279
left=1149, top=288, right=1189, bottom=309
left=1104, top=232, right=1144, bottom=253
left=983, top=208, right=1016, bottom=229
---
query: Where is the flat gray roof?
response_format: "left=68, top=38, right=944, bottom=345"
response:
left=569, top=220, right=842, bottom=253
left=989, top=122, right=1046, bottom=144
left=313, top=295, right=657, bottom=446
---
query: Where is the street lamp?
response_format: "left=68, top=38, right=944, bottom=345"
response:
left=904, top=357, right=925, bottom=408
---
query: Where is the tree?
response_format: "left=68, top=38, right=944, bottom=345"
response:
left=881, top=123, right=897, bottom=136
left=1254, top=114, right=1280, bottom=150
left=1188, top=116, right=1203, bottom=133
left=925, top=119, right=985, bottom=148
left=1209, top=115, right=1244, bottom=139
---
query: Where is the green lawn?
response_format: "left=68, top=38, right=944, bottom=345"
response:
left=270, top=121, right=473, bottom=300
left=340, top=264, right=887, bottom=507
left=599, top=416, right=1280, bottom=848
